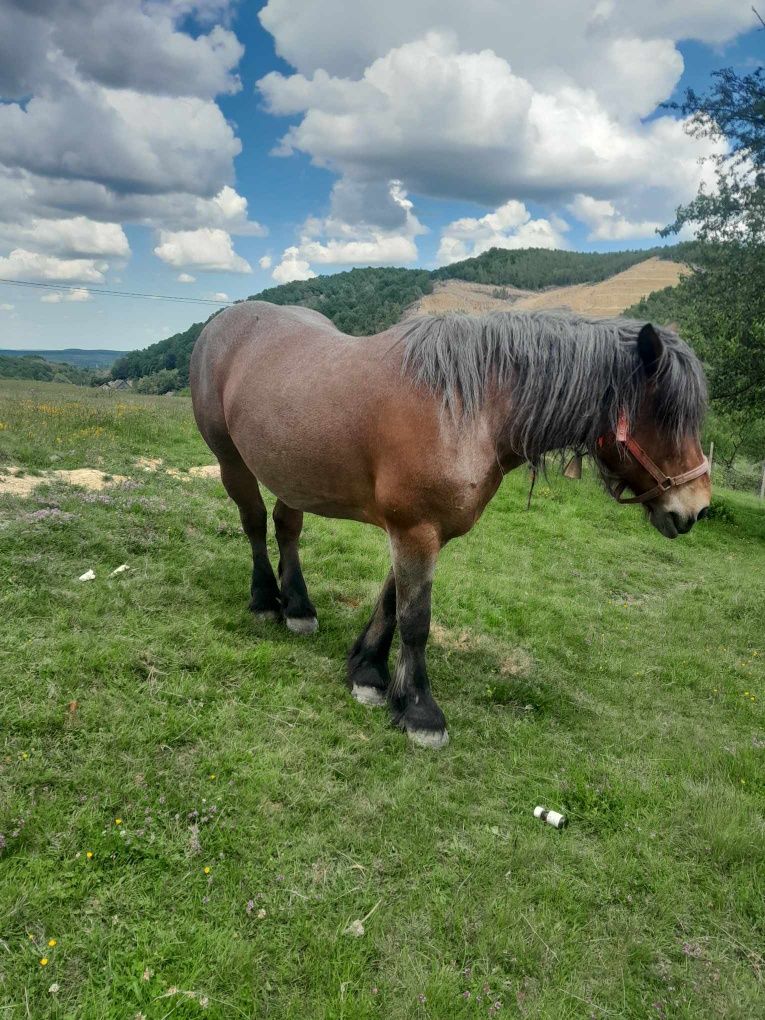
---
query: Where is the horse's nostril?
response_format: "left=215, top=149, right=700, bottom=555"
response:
left=697, top=506, right=709, bottom=521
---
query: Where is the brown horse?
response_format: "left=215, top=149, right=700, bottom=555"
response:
left=190, top=302, right=710, bottom=748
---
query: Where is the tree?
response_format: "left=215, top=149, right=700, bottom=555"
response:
left=661, top=65, right=765, bottom=415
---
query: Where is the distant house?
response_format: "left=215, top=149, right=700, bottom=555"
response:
left=100, top=378, right=132, bottom=390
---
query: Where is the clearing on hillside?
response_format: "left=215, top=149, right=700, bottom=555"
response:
left=411, top=257, right=687, bottom=319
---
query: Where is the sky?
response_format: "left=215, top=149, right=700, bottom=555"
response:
left=0, top=1, right=761, bottom=351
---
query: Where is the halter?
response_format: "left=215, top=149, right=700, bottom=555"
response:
left=597, top=411, right=709, bottom=505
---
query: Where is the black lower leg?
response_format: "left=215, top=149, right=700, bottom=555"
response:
left=347, top=568, right=396, bottom=700
left=273, top=501, right=317, bottom=629
left=388, top=527, right=447, bottom=746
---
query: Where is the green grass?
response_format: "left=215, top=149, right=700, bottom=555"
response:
left=1, top=381, right=763, bottom=1019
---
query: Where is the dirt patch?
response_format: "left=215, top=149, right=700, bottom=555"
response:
left=0, top=467, right=126, bottom=497
left=408, top=258, right=687, bottom=321
left=431, top=621, right=533, bottom=677
left=407, top=280, right=532, bottom=317
left=136, top=456, right=164, bottom=472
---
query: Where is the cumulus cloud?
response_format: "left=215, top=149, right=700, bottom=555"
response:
left=0, top=217, right=129, bottom=258
left=0, top=302, right=14, bottom=312
left=154, top=228, right=252, bottom=272
left=0, top=0, right=243, bottom=100
left=258, top=255, right=272, bottom=270
left=256, top=4, right=745, bottom=249
left=259, top=0, right=750, bottom=86
left=567, top=194, right=663, bottom=241
left=0, top=0, right=260, bottom=283
left=211, top=291, right=229, bottom=301
left=177, top=272, right=196, bottom=283
left=0, top=249, right=106, bottom=283
left=437, top=200, right=568, bottom=263
left=40, top=287, right=93, bottom=303
left=271, top=180, right=424, bottom=281
left=271, top=247, right=316, bottom=284
left=259, top=30, right=721, bottom=218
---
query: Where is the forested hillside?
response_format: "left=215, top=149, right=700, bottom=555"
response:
left=111, top=320, right=209, bottom=391
left=113, top=245, right=693, bottom=391
left=433, top=244, right=694, bottom=288
left=0, top=348, right=128, bottom=369
left=0, top=353, right=102, bottom=385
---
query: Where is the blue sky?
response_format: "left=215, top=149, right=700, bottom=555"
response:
left=0, top=1, right=761, bottom=351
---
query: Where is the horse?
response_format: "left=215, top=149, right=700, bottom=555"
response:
left=190, top=303, right=710, bottom=749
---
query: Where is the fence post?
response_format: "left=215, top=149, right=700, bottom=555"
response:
left=708, top=441, right=714, bottom=477
left=760, top=460, right=765, bottom=501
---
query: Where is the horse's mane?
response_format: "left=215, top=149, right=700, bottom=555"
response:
left=400, top=310, right=707, bottom=461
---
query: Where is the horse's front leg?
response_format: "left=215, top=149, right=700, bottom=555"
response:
left=388, top=524, right=448, bottom=749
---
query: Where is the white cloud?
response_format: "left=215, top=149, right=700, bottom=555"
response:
left=258, top=255, right=272, bottom=270
left=438, top=200, right=568, bottom=263
left=259, top=30, right=722, bottom=218
left=257, top=4, right=745, bottom=243
left=177, top=272, right=196, bottom=283
left=259, top=0, right=750, bottom=85
left=211, top=291, right=229, bottom=301
left=0, top=84, right=241, bottom=200
left=567, top=194, right=663, bottom=241
left=1, top=1, right=243, bottom=101
left=272, top=247, right=316, bottom=284
left=0, top=1, right=259, bottom=287
left=0, top=249, right=105, bottom=283
left=271, top=180, right=424, bottom=281
left=40, top=288, right=92, bottom=303
left=0, top=217, right=129, bottom=258
left=154, top=228, right=252, bottom=272
left=0, top=302, right=14, bottom=312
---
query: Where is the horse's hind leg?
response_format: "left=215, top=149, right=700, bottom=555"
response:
left=347, top=569, right=396, bottom=707
left=273, top=500, right=318, bottom=635
left=219, top=456, right=282, bottom=620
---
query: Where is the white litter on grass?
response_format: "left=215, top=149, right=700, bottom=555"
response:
left=534, top=806, right=566, bottom=829
left=346, top=919, right=365, bottom=938
left=78, top=569, right=96, bottom=582
left=110, top=564, right=130, bottom=575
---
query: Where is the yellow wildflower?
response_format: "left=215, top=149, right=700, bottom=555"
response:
left=204, top=866, right=211, bottom=875
left=115, top=818, right=122, bottom=826
left=40, top=958, right=49, bottom=966
left=48, top=939, right=57, bottom=948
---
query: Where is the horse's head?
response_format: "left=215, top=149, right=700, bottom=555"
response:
left=595, top=323, right=711, bottom=539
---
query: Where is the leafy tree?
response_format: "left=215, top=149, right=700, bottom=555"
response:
left=660, top=65, right=765, bottom=415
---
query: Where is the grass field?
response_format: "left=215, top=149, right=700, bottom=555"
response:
left=1, top=380, right=763, bottom=1019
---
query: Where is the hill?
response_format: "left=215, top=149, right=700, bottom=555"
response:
left=0, top=348, right=127, bottom=369
left=0, top=352, right=102, bottom=385
left=113, top=244, right=693, bottom=391
left=409, top=257, right=688, bottom=319
left=431, top=243, right=694, bottom=288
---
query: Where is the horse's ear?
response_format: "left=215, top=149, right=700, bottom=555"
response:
left=637, top=323, right=663, bottom=378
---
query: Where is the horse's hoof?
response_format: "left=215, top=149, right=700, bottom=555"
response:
left=351, top=683, right=387, bottom=708
left=253, top=609, right=281, bottom=622
left=406, top=727, right=450, bottom=750
left=285, top=615, right=319, bottom=635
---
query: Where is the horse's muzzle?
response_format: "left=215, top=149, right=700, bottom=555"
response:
left=650, top=506, right=709, bottom=539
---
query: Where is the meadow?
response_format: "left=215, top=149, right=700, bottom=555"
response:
left=0, top=379, right=763, bottom=1019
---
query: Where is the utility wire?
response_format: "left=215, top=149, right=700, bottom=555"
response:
left=0, top=277, right=236, bottom=306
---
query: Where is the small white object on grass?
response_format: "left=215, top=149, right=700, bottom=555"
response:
left=78, top=569, right=96, bottom=582
left=534, top=805, right=566, bottom=829
left=346, top=919, right=365, bottom=938
left=110, top=564, right=130, bottom=576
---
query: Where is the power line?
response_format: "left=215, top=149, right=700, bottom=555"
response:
left=0, top=277, right=237, bottom=306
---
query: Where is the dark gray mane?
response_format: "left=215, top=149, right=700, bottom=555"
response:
left=401, top=310, right=707, bottom=461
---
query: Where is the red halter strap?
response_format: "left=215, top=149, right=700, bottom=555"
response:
left=597, top=411, right=709, bottom=505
